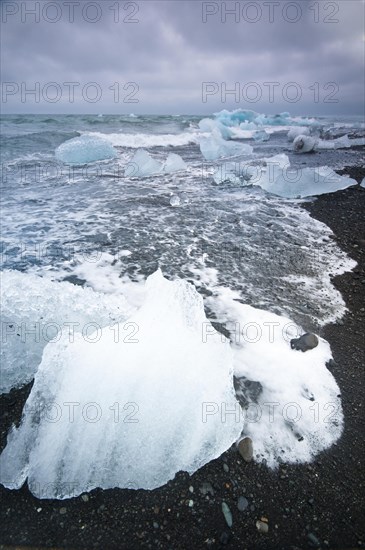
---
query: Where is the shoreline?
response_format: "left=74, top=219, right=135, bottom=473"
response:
left=1, top=180, right=364, bottom=549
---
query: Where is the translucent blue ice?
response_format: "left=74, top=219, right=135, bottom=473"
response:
left=55, top=134, right=117, bottom=164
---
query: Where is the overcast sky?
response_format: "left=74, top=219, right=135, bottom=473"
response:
left=1, top=0, right=364, bottom=115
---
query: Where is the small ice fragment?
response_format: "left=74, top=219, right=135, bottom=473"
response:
left=170, top=195, right=181, bottom=207
left=163, top=153, right=187, bottom=173
left=253, top=130, right=269, bottom=142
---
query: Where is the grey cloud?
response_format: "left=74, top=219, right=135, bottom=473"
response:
left=1, top=0, right=363, bottom=114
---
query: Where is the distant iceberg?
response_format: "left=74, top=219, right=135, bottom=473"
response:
left=213, top=109, right=320, bottom=128
left=125, top=149, right=163, bottom=177
left=55, top=134, right=117, bottom=164
left=294, top=134, right=365, bottom=153
left=293, top=135, right=317, bottom=153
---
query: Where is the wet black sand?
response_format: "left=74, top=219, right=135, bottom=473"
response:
left=1, top=173, right=364, bottom=550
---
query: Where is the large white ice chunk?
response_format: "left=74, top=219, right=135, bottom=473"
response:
left=55, top=134, right=117, bottom=164
left=213, top=109, right=320, bottom=128
left=293, top=135, right=317, bottom=153
left=125, top=150, right=187, bottom=177
left=0, top=271, right=133, bottom=394
left=287, top=127, right=310, bottom=141
left=0, top=270, right=241, bottom=498
left=254, top=162, right=357, bottom=198
left=199, top=130, right=253, bottom=160
left=206, top=288, right=344, bottom=467
left=294, top=134, right=365, bottom=153
left=163, top=153, right=187, bottom=173
left=125, top=149, right=163, bottom=177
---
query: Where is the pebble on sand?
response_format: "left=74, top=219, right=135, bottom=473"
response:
left=222, top=502, right=233, bottom=528
left=256, top=520, right=269, bottom=533
left=237, top=496, right=249, bottom=512
left=290, top=333, right=319, bottom=352
left=238, top=437, right=253, bottom=462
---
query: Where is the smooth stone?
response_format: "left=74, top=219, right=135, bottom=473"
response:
left=256, top=520, right=269, bottom=533
left=290, top=332, right=319, bottom=352
left=219, top=531, right=230, bottom=545
left=308, top=532, right=320, bottom=547
left=238, top=437, right=253, bottom=462
left=199, top=482, right=214, bottom=496
left=237, top=496, right=249, bottom=512
left=222, top=502, right=233, bottom=528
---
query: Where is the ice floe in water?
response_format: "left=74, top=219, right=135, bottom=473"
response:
left=0, top=270, right=133, bottom=394
left=213, top=155, right=357, bottom=197
left=294, top=134, right=365, bottom=153
left=293, top=135, right=317, bottom=153
left=199, top=129, right=253, bottom=160
left=163, top=152, right=187, bottom=173
left=0, top=270, right=241, bottom=498
left=213, top=109, right=319, bottom=128
left=55, top=134, right=117, bottom=164
left=205, top=287, right=343, bottom=467
left=125, top=148, right=163, bottom=177
left=125, top=150, right=187, bottom=177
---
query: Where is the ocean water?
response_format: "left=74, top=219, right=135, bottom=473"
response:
left=1, top=113, right=363, bottom=326
left=0, top=112, right=364, bottom=493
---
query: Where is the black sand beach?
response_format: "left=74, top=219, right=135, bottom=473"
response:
left=1, top=176, right=364, bottom=550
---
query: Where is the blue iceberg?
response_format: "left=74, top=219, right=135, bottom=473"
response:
left=55, top=134, right=117, bottom=164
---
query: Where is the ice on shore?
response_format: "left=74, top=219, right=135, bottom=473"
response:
left=125, top=149, right=163, bottom=177
left=361, top=178, right=365, bottom=188
left=0, top=270, right=241, bottom=498
left=0, top=271, right=133, bottom=394
left=55, top=134, right=117, bottom=164
left=213, top=155, right=357, bottom=197
left=287, top=127, right=310, bottom=141
left=125, top=150, right=186, bottom=177
left=256, top=162, right=357, bottom=198
left=206, top=288, right=343, bottom=467
left=293, top=135, right=317, bottom=153
left=199, top=129, right=253, bottom=160
left=294, top=134, right=365, bottom=153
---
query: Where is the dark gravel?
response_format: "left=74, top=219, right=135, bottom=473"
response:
left=1, top=174, right=364, bottom=550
